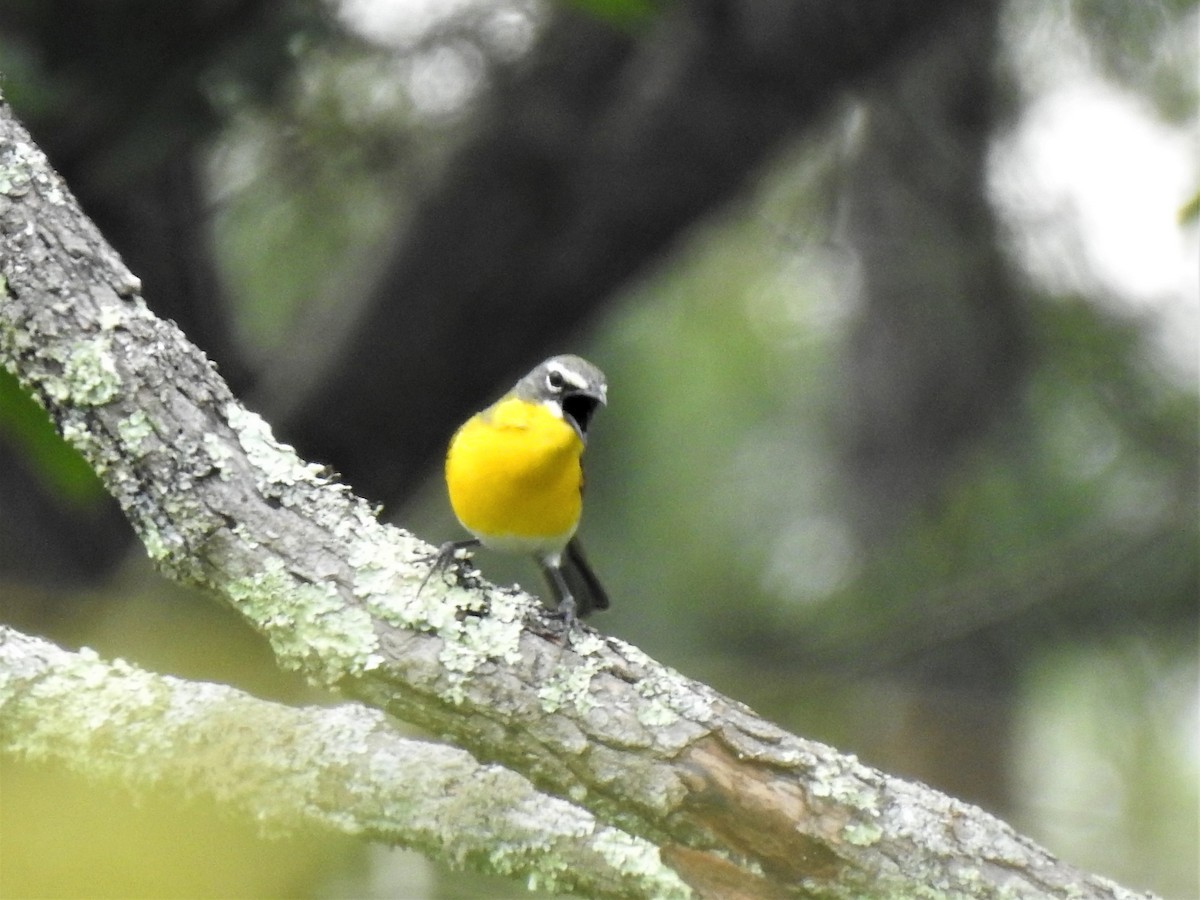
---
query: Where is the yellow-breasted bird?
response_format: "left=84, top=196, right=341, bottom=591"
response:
left=427, top=355, right=609, bottom=629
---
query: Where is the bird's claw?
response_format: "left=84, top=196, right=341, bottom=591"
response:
left=553, top=595, right=580, bottom=639
left=417, top=539, right=479, bottom=595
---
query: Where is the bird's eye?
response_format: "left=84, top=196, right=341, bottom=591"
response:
left=546, top=370, right=565, bottom=391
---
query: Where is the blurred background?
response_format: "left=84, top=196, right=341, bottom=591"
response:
left=0, top=0, right=1196, bottom=897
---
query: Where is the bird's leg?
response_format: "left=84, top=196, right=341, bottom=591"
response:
left=537, top=557, right=579, bottom=635
left=418, top=538, right=481, bottom=594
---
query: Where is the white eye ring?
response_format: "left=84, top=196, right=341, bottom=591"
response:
left=546, top=370, right=566, bottom=391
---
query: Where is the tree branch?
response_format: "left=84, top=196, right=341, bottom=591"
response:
left=0, top=97, right=1155, bottom=899
left=0, top=625, right=687, bottom=899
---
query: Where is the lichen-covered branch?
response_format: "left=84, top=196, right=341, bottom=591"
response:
left=0, top=625, right=687, bottom=899
left=0, top=98, right=1156, bottom=899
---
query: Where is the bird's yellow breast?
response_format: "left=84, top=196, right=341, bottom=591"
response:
left=445, top=397, right=584, bottom=552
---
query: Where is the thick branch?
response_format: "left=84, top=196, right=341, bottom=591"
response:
left=0, top=625, right=686, bottom=899
left=0, top=98, right=1155, bottom=899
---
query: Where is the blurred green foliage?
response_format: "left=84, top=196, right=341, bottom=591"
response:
left=0, top=757, right=359, bottom=899
left=1069, top=0, right=1199, bottom=122
left=564, top=0, right=659, bottom=29
left=0, top=367, right=106, bottom=507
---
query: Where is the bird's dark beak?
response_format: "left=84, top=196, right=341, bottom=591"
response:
left=562, top=388, right=605, bottom=441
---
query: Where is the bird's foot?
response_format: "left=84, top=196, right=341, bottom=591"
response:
left=553, top=594, right=580, bottom=639
left=417, top=538, right=480, bottom=594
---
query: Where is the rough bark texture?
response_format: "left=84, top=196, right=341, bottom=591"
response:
left=0, top=99, right=1156, bottom=899
left=0, top=1, right=339, bottom=591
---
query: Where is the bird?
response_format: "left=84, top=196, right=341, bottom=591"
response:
left=425, top=354, right=610, bottom=630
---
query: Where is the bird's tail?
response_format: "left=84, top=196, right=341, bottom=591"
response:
left=561, top=537, right=609, bottom=617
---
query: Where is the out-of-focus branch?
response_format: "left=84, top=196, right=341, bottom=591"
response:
left=0, top=98, right=1156, bottom=899
left=839, top=0, right=1027, bottom=540
left=0, top=625, right=688, bottom=899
